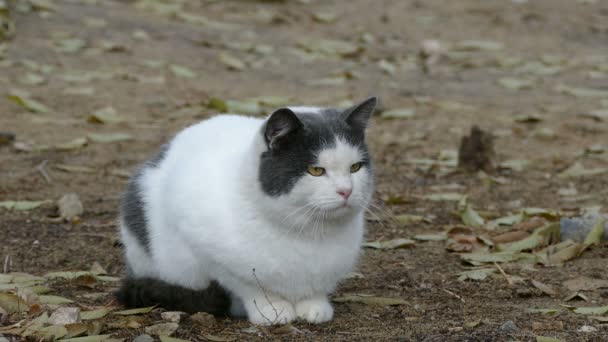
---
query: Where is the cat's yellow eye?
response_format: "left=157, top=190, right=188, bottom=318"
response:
left=350, top=162, right=363, bottom=173
left=307, top=166, right=325, bottom=177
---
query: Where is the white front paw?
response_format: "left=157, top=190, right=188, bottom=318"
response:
left=247, top=299, right=296, bottom=326
left=295, top=298, right=334, bottom=324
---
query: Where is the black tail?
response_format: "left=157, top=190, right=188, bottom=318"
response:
left=115, top=277, right=231, bottom=316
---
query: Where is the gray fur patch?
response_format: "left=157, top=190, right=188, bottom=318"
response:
left=121, top=144, right=169, bottom=253
left=258, top=105, right=372, bottom=197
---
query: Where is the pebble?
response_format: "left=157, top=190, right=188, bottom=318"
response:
left=49, top=307, right=81, bottom=325
left=133, top=334, right=154, bottom=342
left=578, top=325, right=598, bottom=333
left=560, top=214, right=607, bottom=242
left=144, top=322, right=179, bottom=336
left=161, top=311, right=185, bottom=323
left=499, top=320, right=519, bottom=333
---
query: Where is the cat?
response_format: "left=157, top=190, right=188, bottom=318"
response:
left=116, top=97, right=377, bottom=325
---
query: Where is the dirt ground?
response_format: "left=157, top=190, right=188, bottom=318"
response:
left=1, top=0, right=608, bottom=341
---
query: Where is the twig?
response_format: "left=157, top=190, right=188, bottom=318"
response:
left=442, top=288, right=465, bottom=303
left=3, top=255, right=11, bottom=274
left=252, top=268, right=282, bottom=325
left=494, top=262, right=513, bottom=286
left=36, top=160, right=52, bottom=183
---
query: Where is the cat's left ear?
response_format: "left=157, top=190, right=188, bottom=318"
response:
left=264, top=108, right=303, bottom=150
left=342, top=96, right=378, bottom=131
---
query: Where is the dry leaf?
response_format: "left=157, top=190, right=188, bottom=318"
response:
left=531, top=280, right=557, bottom=296
left=332, top=294, right=408, bottom=306
left=363, top=238, right=415, bottom=249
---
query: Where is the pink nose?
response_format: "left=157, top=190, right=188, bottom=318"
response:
left=337, top=189, right=352, bottom=200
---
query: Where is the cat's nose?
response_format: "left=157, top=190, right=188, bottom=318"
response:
left=337, top=188, right=352, bottom=200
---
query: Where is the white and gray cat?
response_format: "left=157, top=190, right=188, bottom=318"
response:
left=117, top=97, right=377, bottom=325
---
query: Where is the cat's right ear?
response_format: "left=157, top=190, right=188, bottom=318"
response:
left=264, top=108, right=303, bottom=150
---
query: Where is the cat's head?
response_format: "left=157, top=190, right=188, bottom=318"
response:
left=258, top=97, right=377, bottom=228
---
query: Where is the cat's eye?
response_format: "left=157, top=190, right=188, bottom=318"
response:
left=350, top=162, right=363, bottom=173
left=307, top=166, right=325, bottom=177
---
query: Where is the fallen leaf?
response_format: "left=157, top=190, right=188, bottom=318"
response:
left=563, top=276, right=608, bottom=292
left=499, top=159, right=530, bottom=172
left=332, top=294, right=408, bottom=306
left=363, top=239, right=415, bottom=249
left=40, top=295, right=74, bottom=304
left=55, top=38, right=87, bottom=53
left=498, top=77, right=534, bottom=90
left=88, top=107, right=125, bottom=124
left=563, top=292, right=589, bottom=302
left=453, top=40, right=504, bottom=51
left=113, top=306, right=155, bottom=315
left=581, top=109, right=608, bottom=121
left=61, top=335, right=118, bottom=342
left=56, top=137, right=88, bottom=150
left=536, top=337, right=565, bottom=342
left=202, top=334, right=238, bottom=342
left=312, top=11, right=337, bottom=23
left=87, top=133, right=134, bottom=143
left=461, top=205, right=485, bottom=228
left=19, top=73, right=46, bottom=85
left=0, top=200, right=51, bottom=211
left=460, top=251, right=536, bottom=264
left=589, top=316, right=608, bottom=322
left=381, top=108, right=415, bottom=119
left=528, top=308, right=560, bottom=314
left=225, top=99, right=261, bottom=115
left=81, top=307, right=114, bottom=320
left=492, top=231, right=530, bottom=244
left=65, top=323, right=89, bottom=338
left=0, top=293, right=28, bottom=313
left=218, top=52, right=246, bottom=71
left=457, top=268, right=496, bottom=281
left=301, top=39, right=361, bottom=57
left=531, top=280, right=557, bottom=296
left=583, top=218, right=606, bottom=246
left=378, top=59, right=397, bottom=75
left=169, top=64, right=196, bottom=78
left=64, top=87, right=95, bottom=96
left=514, top=113, right=543, bottom=123
left=73, top=274, right=97, bottom=288
left=395, top=214, right=425, bottom=225
left=54, top=164, right=96, bottom=173
left=558, top=162, right=608, bottom=178
left=424, top=193, right=464, bottom=202
left=555, top=84, right=608, bottom=98
left=44, top=271, right=92, bottom=280
left=34, top=325, right=68, bottom=340
left=572, top=306, right=608, bottom=315
left=8, top=89, right=50, bottom=113
left=413, top=234, right=446, bottom=241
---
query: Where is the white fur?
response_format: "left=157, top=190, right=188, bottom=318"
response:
left=120, top=114, right=372, bottom=325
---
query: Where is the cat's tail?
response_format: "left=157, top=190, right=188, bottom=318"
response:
left=115, top=277, right=231, bottom=316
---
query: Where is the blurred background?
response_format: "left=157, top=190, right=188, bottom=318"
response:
left=1, top=0, right=608, bottom=341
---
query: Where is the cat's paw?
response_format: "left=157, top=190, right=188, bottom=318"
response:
left=247, top=299, right=296, bottom=326
left=295, top=297, right=333, bottom=324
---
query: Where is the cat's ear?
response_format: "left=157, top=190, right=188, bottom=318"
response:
left=342, top=96, right=378, bottom=131
left=264, top=108, right=303, bottom=150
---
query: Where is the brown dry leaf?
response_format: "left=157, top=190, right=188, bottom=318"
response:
left=563, top=276, right=608, bottom=292
left=332, top=294, right=408, bottom=306
left=563, top=292, right=589, bottom=302
left=81, top=307, right=114, bottom=320
left=54, top=164, right=96, bottom=174
left=73, top=274, right=97, bottom=289
left=531, top=280, right=557, bottom=296
left=0, top=293, right=28, bottom=313
left=362, top=239, right=415, bottom=249
left=65, top=323, right=89, bottom=338
left=40, top=295, right=74, bottom=304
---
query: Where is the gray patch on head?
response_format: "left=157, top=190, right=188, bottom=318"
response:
left=258, top=108, right=372, bottom=197
left=120, top=144, right=169, bottom=253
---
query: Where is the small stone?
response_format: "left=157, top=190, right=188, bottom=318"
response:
left=57, top=193, right=84, bottom=221
left=161, top=311, right=185, bottom=323
left=49, top=307, right=81, bottom=325
left=578, top=325, right=598, bottom=333
left=190, top=312, right=216, bottom=327
left=144, top=323, right=178, bottom=336
left=499, top=320, right=519, bottom=333
left=133, top=334, right=154, bottom=342
left=560, top=214, right=608, bottom=242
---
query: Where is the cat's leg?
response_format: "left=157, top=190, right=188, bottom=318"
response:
left=295, top=295, right=334, bottom=324
left=235, top=286, right=296, bottom=325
